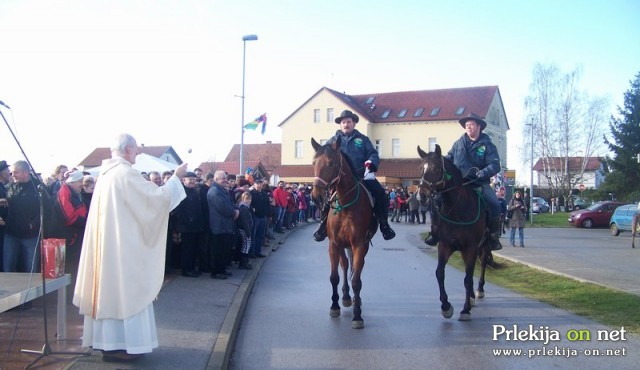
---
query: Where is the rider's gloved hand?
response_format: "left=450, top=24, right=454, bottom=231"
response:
left=475, top=169, right=486, bottom=179
left=364, top=160, right=376, bottom=172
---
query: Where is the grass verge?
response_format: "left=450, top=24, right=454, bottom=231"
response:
left=420, top=233, right=640, bottom=335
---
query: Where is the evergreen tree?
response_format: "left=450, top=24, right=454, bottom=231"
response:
left=602, top=72, right=640, bottom=201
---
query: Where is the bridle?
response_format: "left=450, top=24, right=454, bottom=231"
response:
left=313, top=148, right=362, bottom=213
left=419, top=155, right=451, bottom=194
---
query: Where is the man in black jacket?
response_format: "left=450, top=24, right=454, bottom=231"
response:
left=249, top=179, right=269, bottom=258
left=3, top=160, right=52, bottom=272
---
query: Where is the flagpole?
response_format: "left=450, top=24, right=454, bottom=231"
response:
left=240, top=34, right=258, bottom=177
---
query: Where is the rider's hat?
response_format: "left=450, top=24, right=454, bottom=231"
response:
left=458, top=112, right=487, bottom=130
left=335, top=110, right=359, bottom=124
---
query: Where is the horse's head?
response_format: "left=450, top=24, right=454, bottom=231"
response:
left=417, top=144, right=457, bottom=195
left=311, top=137, right=344, bottom=205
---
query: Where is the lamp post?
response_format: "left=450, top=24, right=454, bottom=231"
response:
left=240, top=34, right=258, bottom=176
left=526, top=121, right=534, bottom=226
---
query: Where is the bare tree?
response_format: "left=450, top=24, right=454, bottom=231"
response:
left=523, top=63, right=608, bottom=206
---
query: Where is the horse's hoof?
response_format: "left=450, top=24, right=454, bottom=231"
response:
left=458, top=313, right=471, bottom=321
left=352, top=320, right=364, bottom=329
left=470, top=297, right=476, bottom=307
left=330, top=308, right=340, bottom=318
left=442, top=305, right=454, bottom=319
left=342, top=299, right=352, bottom=308
left=475, top=290, right=485, bottom=299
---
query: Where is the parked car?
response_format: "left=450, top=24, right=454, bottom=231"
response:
left=571, top=196, right=591, bottom=210
left=531, top=197, right=549, bottom=213
left=568, top=201, right=626, bottom=229
left=609, top=204, right=639, bottom=236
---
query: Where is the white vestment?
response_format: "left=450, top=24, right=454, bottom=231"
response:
left=73, top=157, right=185, bottom=352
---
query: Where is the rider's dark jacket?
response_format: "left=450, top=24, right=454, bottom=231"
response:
left=326, top=129, right=379, bottom=178
left=446, top=132, right=500, bottom=185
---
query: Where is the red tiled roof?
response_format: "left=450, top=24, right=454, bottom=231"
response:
left=278, top=86, right=503, bottom=126
left=197, top=160, right=263, bottom=176
left=224, top=143, right=281, bottom=170
left=271, top=165, right=315, bottom=177
left=533, top=157, right=602, bottom=172
left=78, top=146, right=181, bottom=167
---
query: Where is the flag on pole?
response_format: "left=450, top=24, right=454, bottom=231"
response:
left=244, top=113, right=267, bottom=134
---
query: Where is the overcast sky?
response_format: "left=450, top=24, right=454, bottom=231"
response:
left=1, top=0, right=638, bottom=183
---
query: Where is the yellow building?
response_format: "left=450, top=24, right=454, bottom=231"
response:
left=274, top=85, right=509, bottom=189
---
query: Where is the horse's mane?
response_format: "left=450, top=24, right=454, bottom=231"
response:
left=438, top=153, right=464, bottom=187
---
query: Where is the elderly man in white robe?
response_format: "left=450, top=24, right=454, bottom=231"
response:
left=73, top=133, right=187, bottom=363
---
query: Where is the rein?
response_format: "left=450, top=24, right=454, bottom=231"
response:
left=314, top=151, right=362, bottom=214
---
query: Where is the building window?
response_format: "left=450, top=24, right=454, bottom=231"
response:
left=381, top=109, right=391, bottom=119
left=295, top=140, right=303, bottom=158
left=398, top=109, right=408, bottom=118
left=375, top=139, right=382, bottom=155
left=313, top=109, right=320, bottom=123
left=327, top=108, right=334, bottom=123
left=414, top=108, right=424, bottom=117
left=455, top=106, right=465, bottom=115
left=428, top=137, right=437, bottom=152
left=366, top=96, right=375, bottom=104
left=430, top=107, right=441, bottom=116
left=392, top=138, right=400, bottom=157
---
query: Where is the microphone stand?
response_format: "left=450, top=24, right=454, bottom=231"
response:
left=1, top=109, right=89, bottom=368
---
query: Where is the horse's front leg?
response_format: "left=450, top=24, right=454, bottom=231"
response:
left=341, top=248, right=352, bottom=307
left=329, top=244, right=341, bottom=318
left=476, top=248, right=490, bottom=299
left=436, top=245, right=454, bottom=319
left=350, top=245, right=367, bottom=329
left=459, top=248, right=477, bottom=321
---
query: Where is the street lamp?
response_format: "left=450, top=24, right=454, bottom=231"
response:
left=240, top=34, right=258, bottom=176
left=526, top=121, right=534, bottom=226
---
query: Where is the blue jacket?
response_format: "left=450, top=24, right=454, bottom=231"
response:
left=207, top=182, right=237, bottom=235
left=326, top=129, right=379, bottom=178
left=446, top=132, right=500, bottom=185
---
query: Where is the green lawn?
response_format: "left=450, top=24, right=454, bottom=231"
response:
left=529, top=211, right=572, bottom=228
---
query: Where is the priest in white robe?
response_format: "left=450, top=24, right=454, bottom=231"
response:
left=73, top=133, right=187, bottom=363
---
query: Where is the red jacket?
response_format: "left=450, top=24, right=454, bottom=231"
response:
left=272, top=186, right=288, bottom=208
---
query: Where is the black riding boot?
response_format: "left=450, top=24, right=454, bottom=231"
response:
left=373, top=191, right=395, bottom=240
left=489, top=216, right=503, bottom=250
left=425, top=224, right=439, bottom=246
left=424, top=204, right=439, bottom=246
left=313, top=203, right=330, bottom=242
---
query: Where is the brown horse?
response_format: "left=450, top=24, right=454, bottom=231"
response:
left=417, top=144, right=492, bottom=321
left=311, top=137, right=377, bottom=329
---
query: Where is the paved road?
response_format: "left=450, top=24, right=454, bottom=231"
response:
left=229, top=222, right=639, bottom=369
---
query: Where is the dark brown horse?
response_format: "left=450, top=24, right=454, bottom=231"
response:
left=311, top=137, right=377, bottom=329
left=417, top=144, right=491, bottom=321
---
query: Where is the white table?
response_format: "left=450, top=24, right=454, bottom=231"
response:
left=0, top=273, right=71, bottom=339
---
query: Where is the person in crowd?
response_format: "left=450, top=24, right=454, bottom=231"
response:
left=313, top=110, right=395, bottom=241
left=47, top=164, right=68, bottom=197
left=173, top=172, right=205, bottom=277
left=507, top=190, right=527, bottom=247
left=235, top=191, right=253, bottom=270
left=272, top=180, right=287, bottom=233
left=81, top=175, right=95, bottom=211
left=0, top=160, right=11, bottom=271
left=149, top=171, right=163, bottom=186
left=390, top=193, right=405, bottom=223
left=73, top=133, right=187, bottom=363
left=195, top=172, right=214, bottom=273
left=297, top=185, right=308, bottom=223
left=418, top=194, right=428, bottom=224
left=207, top=170, right=239, bottom=280
left=194, top=167, right=203, bottom=183
left=425, top=113, right=503, bottom=250
left=162, top=170, right=173, bottom=185
left=3, top=160, right=52, bottom=273
left=407, top=191, right=419, bottom=224
left=285, top=185, right=296, bottom=229
left=265, top=185, right=277, bottom=240
left=50, top=170, right=87, bottom=290
left=497, top=187, right=508, bottom=234
left=249, top=178, right=268, bottom=258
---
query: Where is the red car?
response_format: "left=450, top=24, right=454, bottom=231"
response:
left=568, top=201, right=626, bottom=228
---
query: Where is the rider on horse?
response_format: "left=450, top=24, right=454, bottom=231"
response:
left=424, top=112, right=503, bottom=250
left=313, top=110, right=396, bottom=242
